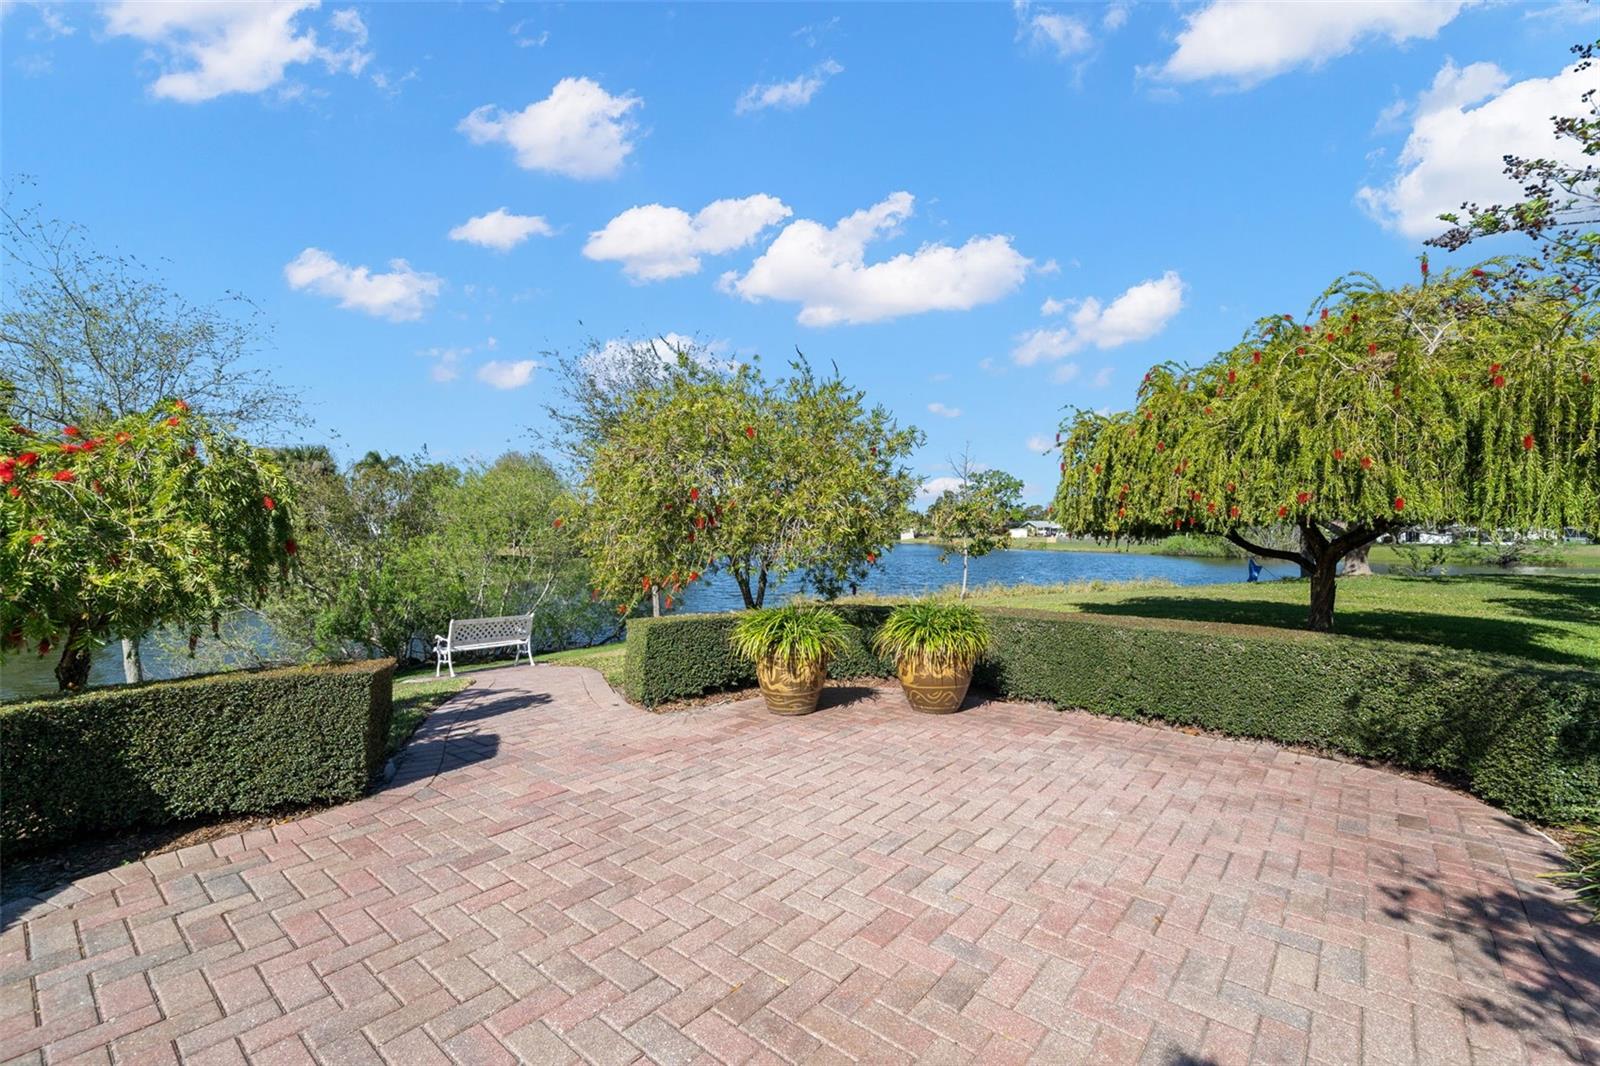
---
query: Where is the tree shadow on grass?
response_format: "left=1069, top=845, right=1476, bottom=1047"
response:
left=1069, top=594, right=1593, bottom=668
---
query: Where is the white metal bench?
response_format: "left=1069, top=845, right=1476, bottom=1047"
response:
left=433, top=614, right=534, bottom=678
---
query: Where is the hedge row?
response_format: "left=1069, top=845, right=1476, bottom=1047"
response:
left=1, top=659, right=395, bottom=849
left=623, top=608, right=1599, bottom=824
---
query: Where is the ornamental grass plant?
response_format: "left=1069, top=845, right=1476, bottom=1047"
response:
left=729, top=604, right=854, bottom=671
left=872, top=601, right=991, bottom=669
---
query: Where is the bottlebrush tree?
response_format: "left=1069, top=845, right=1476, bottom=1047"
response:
left=575, top=358, right=923, bottom=612
left=0, top=392, right=296, bottom=689
left=1051, top=267, right=1599, bottom=631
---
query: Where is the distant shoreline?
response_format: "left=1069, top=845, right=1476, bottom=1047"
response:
left=907, top=536, right=1600, bottom=567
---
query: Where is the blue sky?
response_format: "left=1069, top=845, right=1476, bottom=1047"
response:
left=4, top=1, right=1597, bottom=502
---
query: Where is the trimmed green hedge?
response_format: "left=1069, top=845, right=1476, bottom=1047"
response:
left=624, top=607, right=1599, bottom=824
left=1, top=659, right=395, bottom=849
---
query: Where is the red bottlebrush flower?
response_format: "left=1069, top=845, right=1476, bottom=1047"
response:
left=1190, top=490, right=1202, bottom=502
left=1302, top=325, right=1312, bottom=334
left=1583, top=372, right=1593, bottom=385
left=1227, top=368, right=1237, bottom=383
left=642, top=576, right=652, bottom=590
left=7, top=486, right=19, bottom=497
left=175, top=399, right=190, bottom=412
left=745, top=425, right=756, bottom=439
left=1207, top=501, right=1216, bottom=513
left=1522, top=434, right=1535, bottom=451
left=263, top=495, right=276, bottom=511
left=1252, top=351, right=1262, bottom=364
left=1174, top=520, right=1182, bottom=530
left=1093, top=463, right=1102, bottom=474
left=1187, top=517, right=1195, bottom=527
left=1333, top=448, right=1344, bottom=461
left=52, top=469, right=75, bottom=482
left=867, top=552, right=878, bottom=564
left=1226, top=482, right=1236, bottom=493
left=1296, top=346, right=1307, bottom=356
left=1277, top=505, right=1288, bottom=518
left=663, top=502, right=673, bottom=511
left=1393, top=497, right=1405, bottom=512
left=1204, top=406, right=1213, bottom=416
left=870, top=446, right=877, bottom=456
left=1392, top=385, right=1401, bottom=398
left=1283, top=314, right=1294, bottom=322
left=1360, top=455, right=1374, bottom=469
left=81, top=438, right=100, bottom=451
left=694, top=515, right=706, bottom=529
left=1144, top=410, right=1154, bottom=421
left=689, top=487, right=700, bottom=502
left=92, top=480, right=104, bottom=495
left=1121, top=483, right=1130, bottom=494
left=552, top=517, right=563, bottom=528
left=1117, top=507, right=1126, bottom=517
left=166, top=416, right=181, bottom=427
left=37, top=638, right=50, bottom=654
left=63, top=425, right=80, bottom=437
left=1060, top=462, right=1066, bottom=472
left=590, top=589, right=599, bottom=601
left=687, top=531, right=696, bottom=542
left=664, top=596, right=673, bottom=610
left=11, top=425, right=29, bottom=436
left=114, top=432, right=132, bottom=444
left=284, top=538, right=298, bottom=555
left=30, top=533, right=44, bottom=545
left=1490, top=363, right=1500, bottom=374
left=1296, top=491, right=1310, bottom=505
left=1420, top=257, right=1429, bottom=278
left=1155, top=441, right=1166, bottom=452
left=689, top=571, right=700, bottom=582
left=1472, top=268, right=1485, bottom=278
left=1492, top=375, right=1506, bottom=388
left=617, top=605, right=627, bottom=616
left=1368, top=343, right=1377, bottom=355
left=1352, top=313, right=1360, bottom=323
left=1320, top=308, right=1329, bottom=321
left=1143, top=372, right=1151, bottom=382
left=61, top=443, right=81, bottom=454
left=1228, top=505, right=1240, bottom=518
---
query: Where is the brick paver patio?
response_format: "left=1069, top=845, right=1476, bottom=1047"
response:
left=2, top=665, right=1595, bottom=1065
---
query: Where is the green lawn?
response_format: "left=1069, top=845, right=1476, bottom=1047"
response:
left=387, top=675, right=472, bottom=756
left=961, top=573, right=1600, bottom=669
left=534, top=645, right=626, bottom=687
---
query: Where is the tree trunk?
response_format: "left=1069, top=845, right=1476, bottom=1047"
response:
left=121, top=636, right=144, bottom=684
left=960, top=551, right=970, bottom=599
left=1307, top=565, right=1337, bottom=632
left=55, top=642, right=94, bottom=692
left=1341, top=541, right=1373, bottom=577
left=651, top=587, right=661, bottom=618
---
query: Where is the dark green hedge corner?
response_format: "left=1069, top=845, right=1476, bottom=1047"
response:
left=2, top=658, right=395, bottom=849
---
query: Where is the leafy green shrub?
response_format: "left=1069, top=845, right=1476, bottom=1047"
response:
left=730, top=605, right=855, bottom=669
left=624, top=607, right=1598, bottom=823
left=873, top=602, right=990, bottom=669
left=1545, top=827, right=1599, bottom=918
left=1, top=659, right=395, bottom=849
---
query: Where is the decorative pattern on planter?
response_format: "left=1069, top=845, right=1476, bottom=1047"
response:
left=756, top=658, right=827, bottom=715
left=898, top=658, right=972, bottom=713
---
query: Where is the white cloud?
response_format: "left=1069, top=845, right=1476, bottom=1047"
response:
left=1013, top=271, right=1184, bottom=365
left=283, top=247, right=442, bottom=322
left=1091, top=366, right=1114, bottom=388
left=509, top=19, right=548, bottom=48
left=102, top=0, right=371, bottom=102
left=421, top=345, right=470, bottom=383
left=736, top=59, right=843, bottom=114
left=720, top=192, right=1032, bottom=326
left=584, top=195, right=792, bottom=281
left=1051, top=362, right=1081, bottom=384
left=477, top=359, right=539, bottom=390
left=459, top=77, right=641, bottom=180
left=927, top=402, right=962, bottom=418
left=1156, top=1, right=1467, bottom=87
left=1040, top=297, right=1067, bottom=315
left=1358, top=59, right=1599, bottom=238
left=448, top=208, right=555, bottom=252
left=1014, top=0, right=1092, bottom=59
left=1026, top=434, right=1055, bottom=452
left=918, top=475, right=965, bottom=504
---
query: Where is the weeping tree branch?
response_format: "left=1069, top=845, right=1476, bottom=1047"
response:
left=1225, top=528, right=1313, bottom=572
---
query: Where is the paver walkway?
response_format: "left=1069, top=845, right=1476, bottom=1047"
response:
left=3, top=666, right=1595, bottom=1065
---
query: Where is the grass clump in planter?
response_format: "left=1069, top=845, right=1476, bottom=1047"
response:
left=873, top=601, right=991, bottom=713
left=729, top=604, right=854, bottom=715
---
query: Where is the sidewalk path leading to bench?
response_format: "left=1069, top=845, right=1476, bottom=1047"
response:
left=3, top=665, right=1594, bottom=1064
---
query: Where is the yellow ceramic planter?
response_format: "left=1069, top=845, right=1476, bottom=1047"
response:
left=756, top=657, right=828, bottom=715
left=896, top=657, right=973, bottom=713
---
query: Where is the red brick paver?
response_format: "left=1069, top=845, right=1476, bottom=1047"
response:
left=3, top=666, right=1595, bottom=1064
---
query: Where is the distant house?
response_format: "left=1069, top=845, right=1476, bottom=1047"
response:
left=1010, top=520, right=1063, bottom=539
left=899, top=529, right=918, bottom=541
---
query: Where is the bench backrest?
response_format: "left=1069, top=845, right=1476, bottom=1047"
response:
left=447, top=615, right=533, bottom=647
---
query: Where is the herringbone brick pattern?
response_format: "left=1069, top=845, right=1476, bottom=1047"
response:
left=2, top=665, right=1595, bottom=1065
